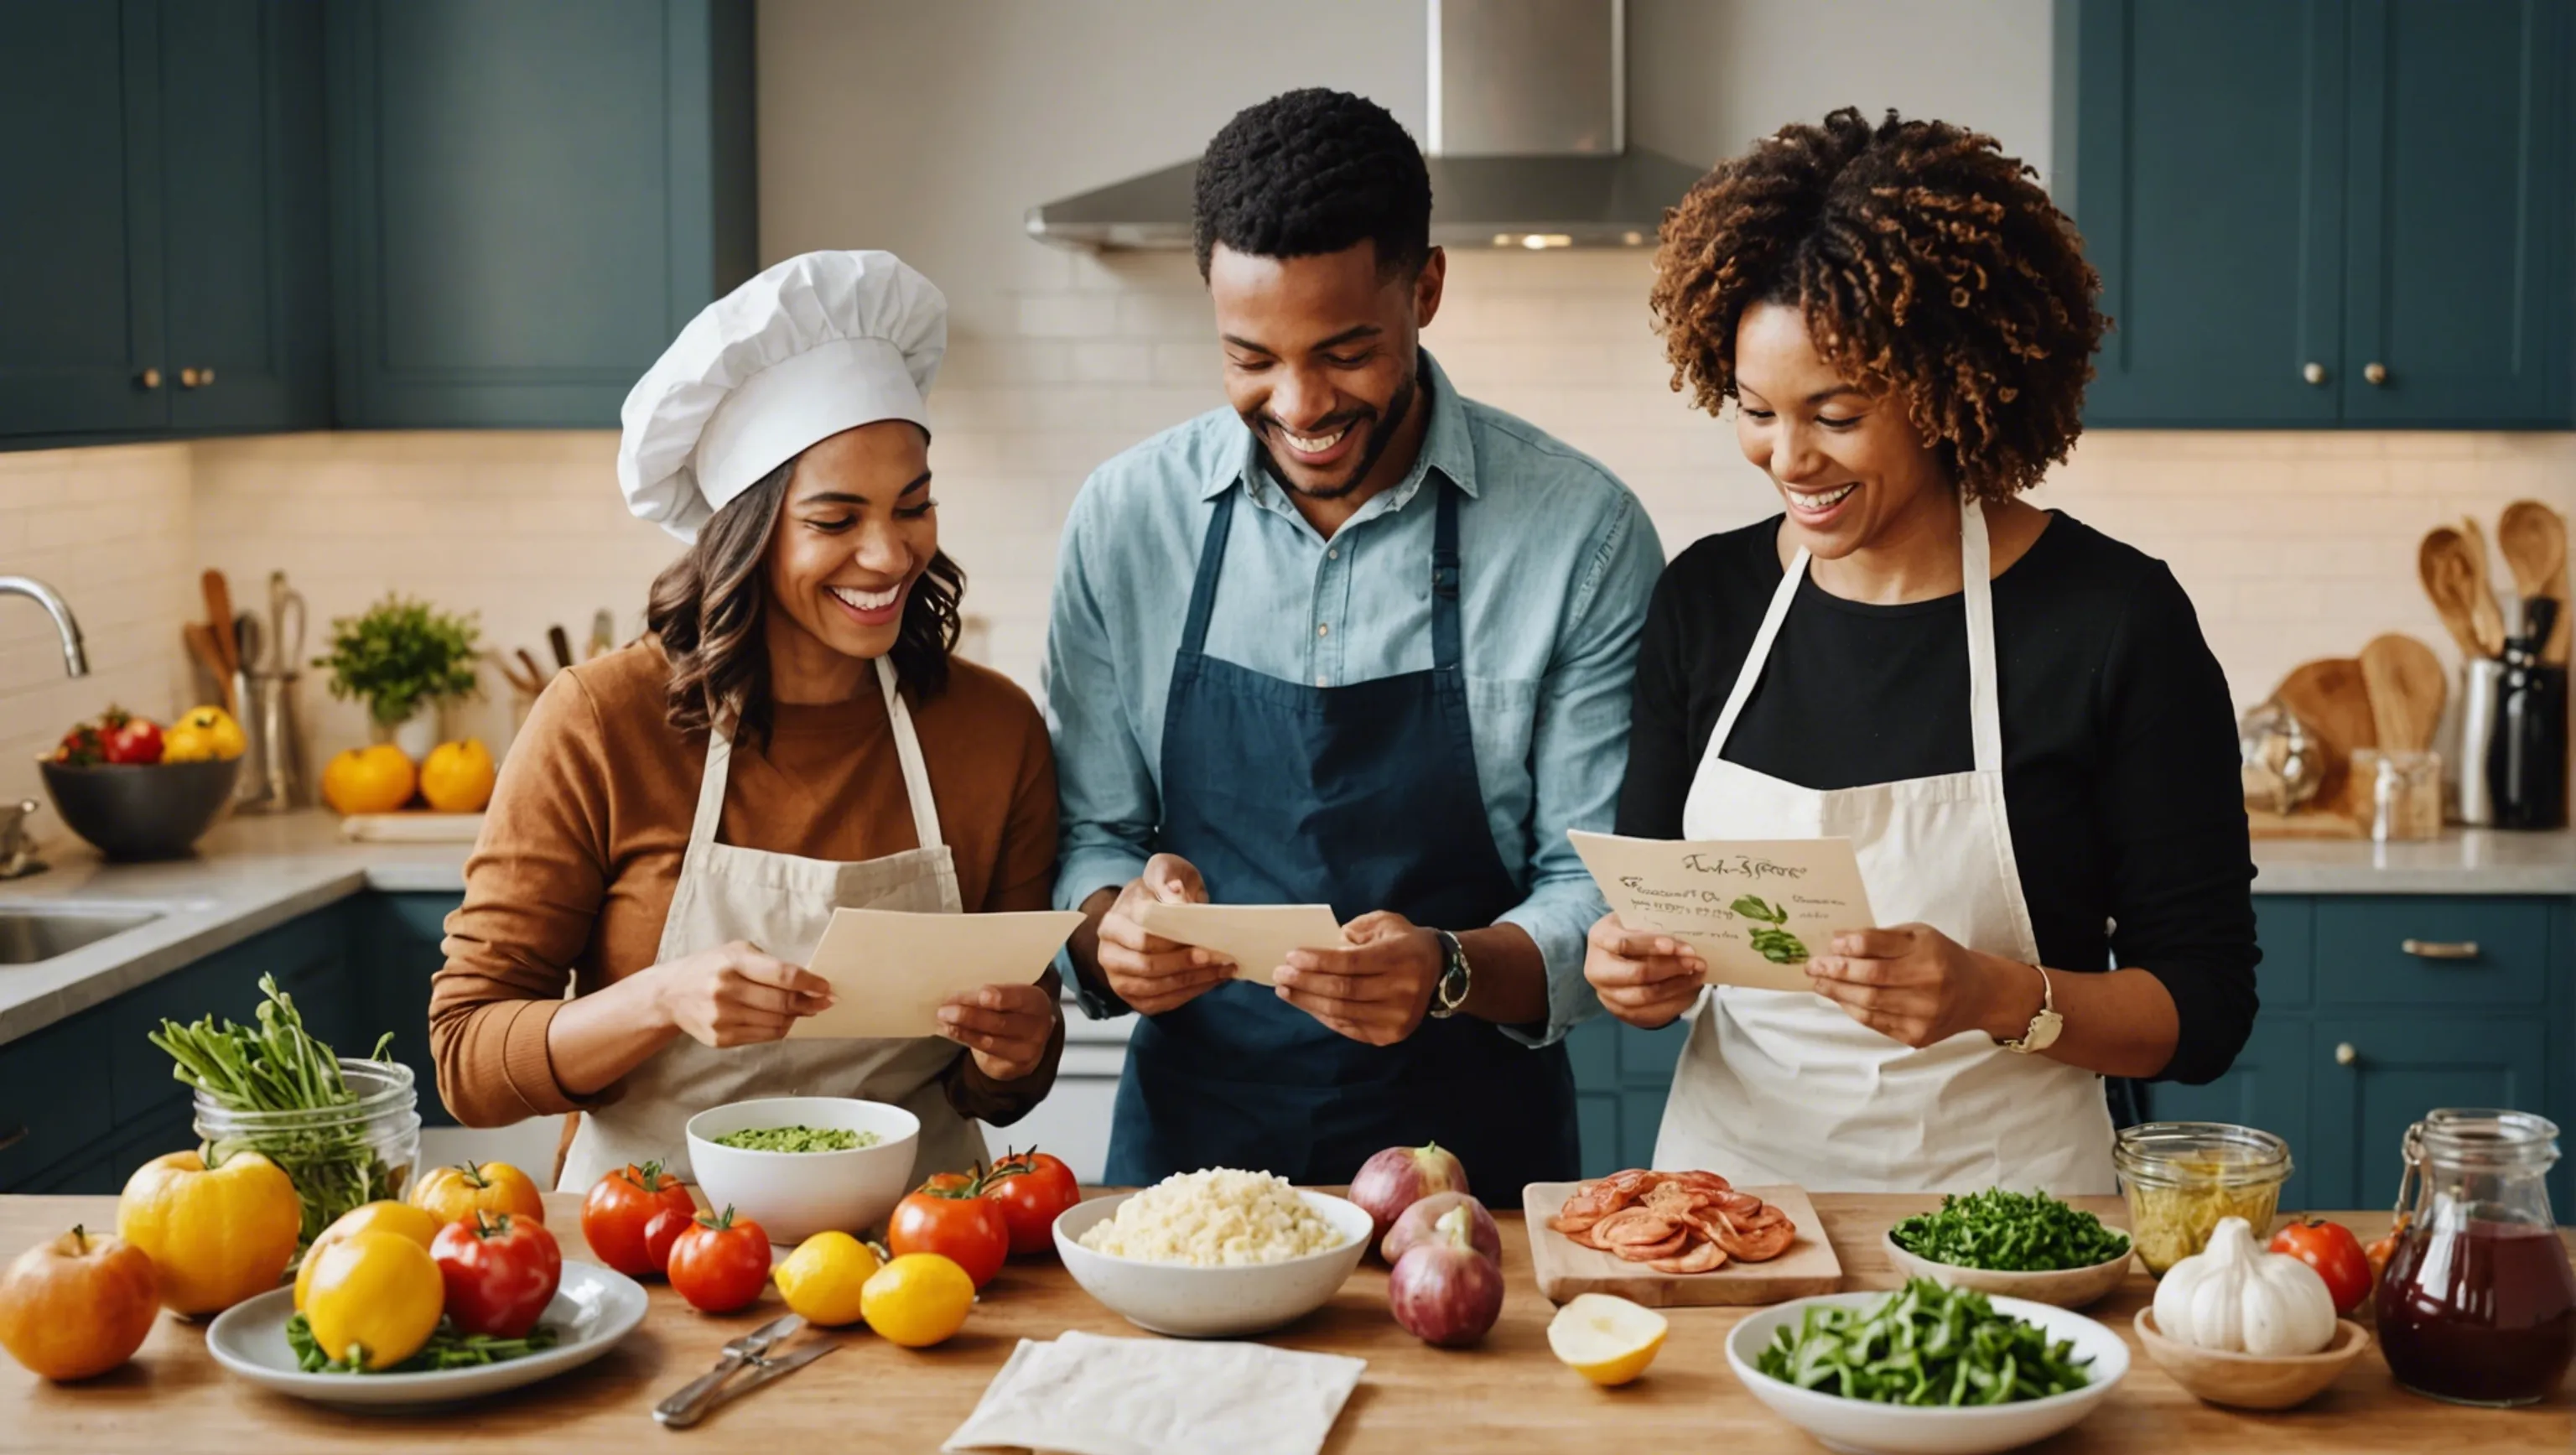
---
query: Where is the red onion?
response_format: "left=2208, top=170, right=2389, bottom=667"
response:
left=1381, top=1192, right=1499, bottom=1265
left=1350, top=1142, right=1470, bottom=1245
left=1389, top=1205, right=1504, bottom=1347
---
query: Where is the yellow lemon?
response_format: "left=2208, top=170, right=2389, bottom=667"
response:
left=178, top=705, right=247, bottom=760
left=294, top=1200, right=442, bottom=1311
left=322, top=743, right=417, bottom=815
left=860, top=1252, right=974, bottom=1348
left=773, top=1230, right=882, bottom=1328
left=302, top=1231, right=444, bottom=1371
left=1546, top=1293, right=1668, bottom=1387
left=418, top=738, right=496, bottom=813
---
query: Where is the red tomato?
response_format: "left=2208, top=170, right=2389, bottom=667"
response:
left=101, top=716, right=163, bottom=766
left=642, top=1207, right=692, bottom=1275
left=889, top=1180, right=1010, bottom=1287
left=580, top=1161, right=698, bottom=1277
left=2270, top=1217, right=2372, bottom=1315
left=430, top=1212, right=563, bottom=1338
left=667, top=1207, right=771, bottom=1314
left=982, top=1149, right=1080, bottom=1257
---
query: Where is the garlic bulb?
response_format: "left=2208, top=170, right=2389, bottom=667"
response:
left=2152, top=1216, right=2339, bottom=1355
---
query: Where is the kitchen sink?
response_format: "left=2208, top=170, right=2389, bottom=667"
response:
left=0, top=905, right=162, bottom=964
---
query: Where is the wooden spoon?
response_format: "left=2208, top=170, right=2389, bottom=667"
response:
left=2498, top=500, right=2569, bottom=664
left=2417, top=527, right=2486, bottom=659
left=2457, top=517, right=2507, bottom=657
left=2358, top=633, right=2446, bottom=754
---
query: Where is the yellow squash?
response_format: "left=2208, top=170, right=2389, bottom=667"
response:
left=117, top=1149, right=302, bottom=1315
left=409, top=1161, right=545, bottom=1226
left=295, top=1200, right=442, bottom=1311
left=302, top=1230, right=444, bottom=1370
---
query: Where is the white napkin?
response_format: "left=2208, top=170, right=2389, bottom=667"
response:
left=943, top=1332, right=1366, bottom=1455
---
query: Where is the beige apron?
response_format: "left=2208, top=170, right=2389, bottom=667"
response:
left=1652, top=498, right=2116, bottom=1195
left=557, top=656, right=987, bottom=1192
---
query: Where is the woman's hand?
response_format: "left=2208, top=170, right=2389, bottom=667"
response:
left=1275, top=912, right=1441, bottom=1046
left=645, top=939, right=835, bottom=1048
left=1804, top=924, right=2041, bottom=1048
left=1093, top=853, right=1235, bottom=1015
left=1583, top=912, right=1706, bottom=1028
left=938, top=981, right=1059, bottom=1082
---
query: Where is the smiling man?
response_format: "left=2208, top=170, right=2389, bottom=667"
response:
left=1044, top=89, right=1663, bottom=1189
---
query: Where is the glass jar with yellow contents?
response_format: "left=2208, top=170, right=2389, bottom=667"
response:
left=2113, top=1121, right=2293, bottom=1275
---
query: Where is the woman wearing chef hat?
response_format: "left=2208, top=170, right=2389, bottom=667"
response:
left=429, top=250, right=1065, bottom=1190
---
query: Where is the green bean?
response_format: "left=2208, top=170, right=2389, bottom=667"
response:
left=1888, top=1187, right=2131, bottom=1272
left=1758, top=1279, right=2094, bottom=1406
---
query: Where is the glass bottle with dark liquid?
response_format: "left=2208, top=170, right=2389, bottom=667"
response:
left=2376, top=1109, right=2576, bottom=1406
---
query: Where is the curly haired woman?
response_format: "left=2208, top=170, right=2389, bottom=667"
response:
left=1588, top=109, right=2256, bottom=1193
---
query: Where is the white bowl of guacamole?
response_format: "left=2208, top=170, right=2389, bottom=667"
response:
left=686, top=1096, right=921, bottom=1245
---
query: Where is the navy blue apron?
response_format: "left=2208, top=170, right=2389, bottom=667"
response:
left=1104, top=478, right=1581, bottom=1194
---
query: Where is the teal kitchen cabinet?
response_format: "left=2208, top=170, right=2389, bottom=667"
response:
left=1565, top=1013, right=1688, bottom=1178
left=352, top=891, right=464, bottom=1130
left=325, top=0, right=756, bottom=428
left=2054, top=0, right=2572, bottom=429
left=2150, top=1019, right=2317, bottom=1212
left=0, top=0, right=330, bottom=443
left=2308, top=1016, right=2548, bottom=1217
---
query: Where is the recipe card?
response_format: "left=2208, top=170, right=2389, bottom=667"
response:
left=1132, top=902, right=1348, bottom=987
left=789, top=908, right=1086, bottom=1040
left=1567, top=830, right=1877, bottom=993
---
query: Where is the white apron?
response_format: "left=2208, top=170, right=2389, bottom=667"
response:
left=1652, top=499, right=2116, bottom=1195
left=557, top=656, right=988, bottom=1192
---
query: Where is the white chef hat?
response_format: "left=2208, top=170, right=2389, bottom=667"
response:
left=618, top=249, right=948, bottom=542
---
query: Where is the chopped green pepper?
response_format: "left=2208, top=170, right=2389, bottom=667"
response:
left=1755, top=1279, right=2095, bottom=1406
left=1889, top=1187, right=2131, bottom=1272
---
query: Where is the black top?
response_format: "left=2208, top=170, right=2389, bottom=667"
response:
left=1615, top=512, right=2257, bottom=1085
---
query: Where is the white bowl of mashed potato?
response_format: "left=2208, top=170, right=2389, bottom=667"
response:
left=686, top=1096, right=920, bottom=1245
left=1054, top=1169, right=1373, bottom=1338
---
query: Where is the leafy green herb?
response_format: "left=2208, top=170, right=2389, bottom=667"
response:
left=286, top=1312, right=561, bottom=1374
left=149, top=974, right=404, bottom=1246
left=712, top=1124, right=875, bottom=1153
left=1889, top=1187, right=2132, bottom=1272
left=1730, top=895, right=1810, bottom=964
left=1757, top=1278, right=2094, bottom=1405
left=314, top=594, right=482, bottom=727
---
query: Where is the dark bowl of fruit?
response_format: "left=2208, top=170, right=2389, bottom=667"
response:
left=39, top=709, right=242, bottom=860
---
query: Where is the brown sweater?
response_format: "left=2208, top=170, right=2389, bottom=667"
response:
left=428, top=641, right=1063, bottom=1130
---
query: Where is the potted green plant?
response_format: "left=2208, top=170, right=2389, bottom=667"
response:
left=314, top=595, right=481, bottom=760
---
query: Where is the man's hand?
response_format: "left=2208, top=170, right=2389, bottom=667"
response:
left=1581, top=912, right=1706, bottom=1029
left=646, top=939, right=834, bottom=1048
left=1093, top=853, right=1237, bottom=1015
left=1803, top=924, right=2041, bottom=1049
left=1274, top=911, right=1442, bottom=1046
left=938, top=981, right=1059, bottom=1081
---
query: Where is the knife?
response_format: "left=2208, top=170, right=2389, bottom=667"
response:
left=652, top=1313, right=803, bottom=1428
left=689, top=1337, right=839, bottom=1422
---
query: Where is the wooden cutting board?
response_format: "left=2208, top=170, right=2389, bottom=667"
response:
left=1520, top=1181, right=1842, bottom=1307
left=2272, top=657, right=2376, bottom=813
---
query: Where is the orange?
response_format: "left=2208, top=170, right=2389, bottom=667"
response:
left=322, top=743, right=417, bottom=815
left=418, top=739, right=496, bottom=813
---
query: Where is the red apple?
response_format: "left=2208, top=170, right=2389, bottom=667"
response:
left=1350, top=1142, right=1469, bottom=1246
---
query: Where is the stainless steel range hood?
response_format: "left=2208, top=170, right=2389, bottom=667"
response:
left=1026, top=0, right=1703, bottom=252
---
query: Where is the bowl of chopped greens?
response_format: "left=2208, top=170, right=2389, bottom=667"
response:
left=1726, top=1279, right=2126, bottom=1455
left=205, top=1260, right=647, bottom=1408
left=686, top=1095, right=920, bottom=1245
left=1883, top=1187, right=2136, bottom=1309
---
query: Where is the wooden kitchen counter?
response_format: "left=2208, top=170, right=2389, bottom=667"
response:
left=1, top=1193, right=2565, bottom=1452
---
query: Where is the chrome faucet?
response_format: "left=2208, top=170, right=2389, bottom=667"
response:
left=0, top=576, right=88, bottom=677
left=0, top=801, right=42, bottom=880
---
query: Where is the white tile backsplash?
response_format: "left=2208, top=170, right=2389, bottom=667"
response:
left=3, top=252, right=2570, bottom=808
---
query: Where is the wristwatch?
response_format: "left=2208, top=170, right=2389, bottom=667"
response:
left=1998, top=960, right=2063, bottom=1054
left=1427, top=929, right=1472, bottom=1020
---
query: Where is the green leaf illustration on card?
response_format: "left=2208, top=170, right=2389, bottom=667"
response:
left=1731, top=895, right=1809, bottom=964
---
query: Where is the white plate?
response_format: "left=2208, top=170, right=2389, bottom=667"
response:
left=1054, top=1189, right=1372, bottom=1338
left=1725, top=1291, right=2128, bottom=1455
left=205, top=1260, right=647, bottom=1409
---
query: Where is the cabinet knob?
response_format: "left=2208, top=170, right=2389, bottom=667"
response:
left=137, top=367, right=163, bottom=390
left=2334, top=1042, right=2358, bottom=1067
left=2302, top=361, right=2326, bottom=385
left=2364, top=361, right=2389, bottom=386
left=179, top=366, right=215, bottom=389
